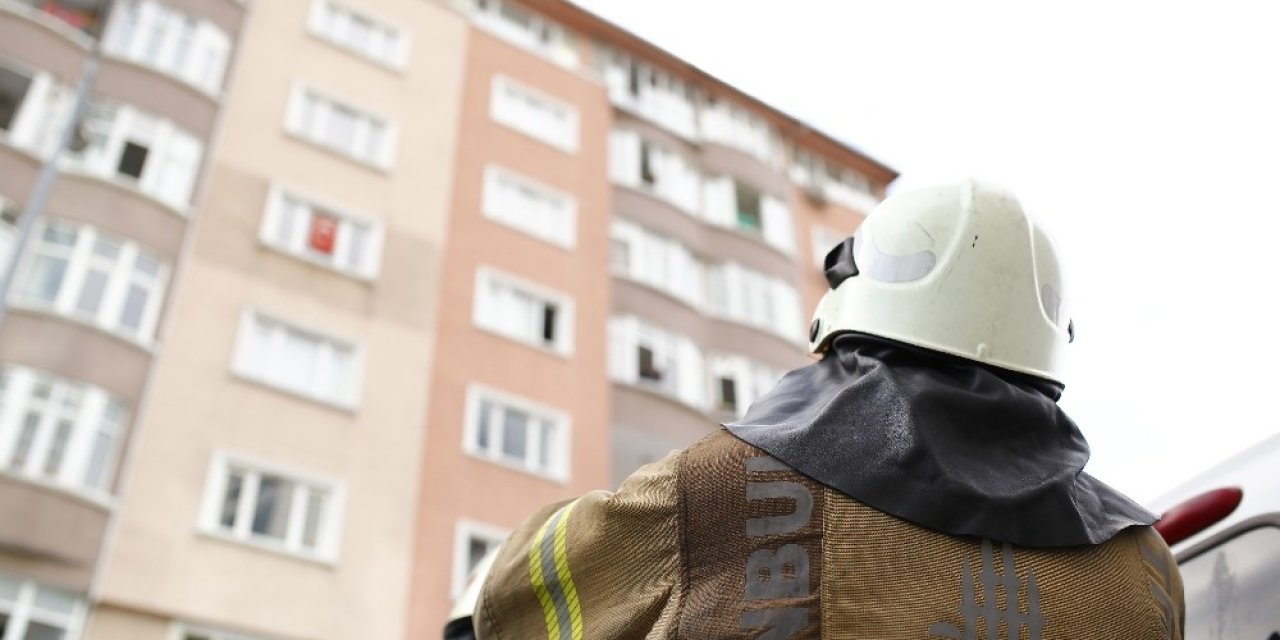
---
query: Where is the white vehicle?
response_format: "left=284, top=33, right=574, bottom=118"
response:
left=1146, top=431, right=1280, bottom=640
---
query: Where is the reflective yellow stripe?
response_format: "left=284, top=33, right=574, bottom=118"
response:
left=528, top=513, right=562, bottom=640
left=552, top=500, right=584, bottom=640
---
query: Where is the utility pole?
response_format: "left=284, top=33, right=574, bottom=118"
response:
left=0, top=2, right=114, bottom=331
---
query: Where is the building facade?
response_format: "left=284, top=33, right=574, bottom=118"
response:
left=407, top=0, right=895, bottom=635
left=0, top=0, right=894, bottom=638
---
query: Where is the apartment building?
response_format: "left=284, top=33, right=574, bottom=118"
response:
left=408, top=0, right=895, bottom=636
left=1, top=0, right=893, bottom=638
left=0, top=0, right=245, bottom=637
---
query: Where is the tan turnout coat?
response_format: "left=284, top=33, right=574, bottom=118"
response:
left=475, top=430, right=1184, bottom=640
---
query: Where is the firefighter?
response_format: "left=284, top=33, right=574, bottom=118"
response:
left=452, top=181, right=1184, bottom=639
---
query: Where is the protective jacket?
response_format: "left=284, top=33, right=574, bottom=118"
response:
left=473, top=336, right=1185, bottom=639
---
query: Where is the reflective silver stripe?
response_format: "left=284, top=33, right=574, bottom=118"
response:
left=856, top=231, right=937, bottom=283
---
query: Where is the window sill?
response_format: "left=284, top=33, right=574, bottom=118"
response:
left=229, top=369, right=360, bottom=414
left=462, top=449, right=568, bottom=485
left=473, top=324, right=573, bottom=361
left=480, top=212, right=576, bottom=253
left=196, top=528, right=338, bottom=568
left=0, top=468, right=115, bottom=512
left=257, top=240, right=378, bottom=283
left=283, top=130, right=394, bottom=175
left=490, top=119, right=580, bottom=157
left=57, top=167, right=195, bottom=218
left=5, top=301, right=158, bottom=353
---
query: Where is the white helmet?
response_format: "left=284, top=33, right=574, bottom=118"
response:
left=809, top=180, right=1073, bottom=383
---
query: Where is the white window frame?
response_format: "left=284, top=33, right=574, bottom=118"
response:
left=451, top=519, right=509, bottom=598
left=0, top=573, right=87, bottom=640
left=472, top=266, right=575, bottom=357
left=9, top=220, right=169, bottom=345
left=462, top=383, right=570, bottom=482
left=489, top=75, right=579, bottom=154
left=610, top=219, right=704, bottom=308
left=0, top=365, right=128, bottom=500
left=197, top=450, right=346, bottom=563
left=608, top=315, right=706, bottom=409
left=307, top=0, right=411, bottom=70
left=57, top=98, right=204, bottom=212
left=259, top=184, right=385, bottom=280
left=481, top=165, right=577, bottom=249
left=103, top=0, right=232, bottom=95
left=229, top=308, right=365, bottom=410
left=284, top=82, right=398, bottom=170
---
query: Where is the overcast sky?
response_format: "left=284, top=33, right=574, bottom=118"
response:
left=575, top=0, right=1280, bottom=503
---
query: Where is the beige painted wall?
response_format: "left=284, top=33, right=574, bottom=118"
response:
left=93, top=0, right=470, bottom=638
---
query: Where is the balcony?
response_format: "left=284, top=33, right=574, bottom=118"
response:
left=8, top=0, right=110, bottom=38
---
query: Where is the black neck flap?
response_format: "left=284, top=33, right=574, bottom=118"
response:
left=725, top=334, right=1155, bottom=547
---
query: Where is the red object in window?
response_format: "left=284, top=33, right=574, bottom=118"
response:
left=1153, top=487, right=1243, bottom=547
left=309, top=214, right=338, bottom=255
left=40, top=2, right=92, bottom=30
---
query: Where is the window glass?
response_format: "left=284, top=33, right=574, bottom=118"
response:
left=0, top=67, right=33, bottom=132
left=207, top=458, right=339, bottom=559
left=234, top=312, right=360, bottom=407
left=1180, top=526, right=1280, bottom=639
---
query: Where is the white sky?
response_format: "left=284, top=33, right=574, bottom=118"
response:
left=575, top=0, right=1280, bottom=503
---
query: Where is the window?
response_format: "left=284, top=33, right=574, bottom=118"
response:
left=309, top=0, right=408, bottom=69
left=609, top=219, right=704, bottom=307
left=468, top=0, right=578, bottom=68
left=704, top=262, right=804, bottom=341
left=0, top=61, right=76, bottom=159
left=473, top=268, right=573, bottom=355
left=734, top=181, right=762, bottom=232
left=285, top=85, right=396, bottom=168
left=482, top=166, right=577, bottom=248
left=61, top=99, right=204, bottom=209
left=0, top=195, right=18, bottom=270
left=453, top=520, right=509, bottom=597
left=11, top=221, right=168, bottom=342
left=699, top=97, right=778, bottom=164
left=260, top=187, right=383, bottom=278
left=708, top=355, right=780, bottom=419
left=608, top=129, right=700, bottom=213
left=600, top=51, right=697, bottom=138
left=0, top=66, right=33, bottom=133
left=231, top=310, right=363, bottom=409
left=490, top=76, right=579, bottom=153
left=464, top=385, right=569, bottom=480
left=790, top=148, right=878, bottom=213
left=104, top=0, right=231, bottom=93
left=1180, top=525, right=1280, bottom=640
left=0, top=366, right=127, bottom=497
left=200, top=452, right=344, bottom=561
left=21, top=0, right=109, bottom=36
left=0, top=574, right=86, bottom=640
left=608, top=316, right=706, bottom=408
left=701, top=176, right=795, bottom=252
